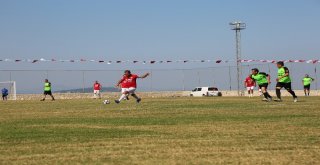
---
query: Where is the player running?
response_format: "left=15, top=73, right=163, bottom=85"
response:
left=302, top=74, right=314, bottom=96
left=244, top=74, right=255, bottom=98
left=93, top=80, right=102, bottom=99
left=41, top=79, right=55, bottom=101
left=250, top=68, right=272, bottom=102
left=115, top=70, right=150, bottom=104
left=274, top=61, right=298, bottom=102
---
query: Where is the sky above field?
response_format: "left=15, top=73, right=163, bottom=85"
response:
left=0, top=0, right=319, bottom=92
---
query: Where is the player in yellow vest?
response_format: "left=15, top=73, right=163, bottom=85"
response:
left=302, top=74, right=314, bottom=96
left=275, top=61, right=298, bottom=102
left=41, top=79, right=55, bottom=101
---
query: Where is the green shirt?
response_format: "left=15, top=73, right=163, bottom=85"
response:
left=278, top=67, right=291, bottom=83
left=251, top=72, right=268, bottom=85
left=44, top=82, right=51, bottom=91
left=303, top=77, right=313, bottom=86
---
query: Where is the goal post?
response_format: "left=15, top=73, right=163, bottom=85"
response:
left=0, top=81, right=17, bottom=100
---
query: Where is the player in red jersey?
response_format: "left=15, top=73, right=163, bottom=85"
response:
left=115, top=70, right=150, bottom=104
left=244, top=75, right=256, bottom=98
left=93, top=80, right=102, bottom=99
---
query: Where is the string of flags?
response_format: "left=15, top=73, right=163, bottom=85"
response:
left=0, top=58, right=224, bottom=64
left=241, top=59, right=320, bottom=64
left=0, top=58, right=319, bottom=64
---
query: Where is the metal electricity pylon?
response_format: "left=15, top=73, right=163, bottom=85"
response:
left=230, top=21, right=246, bottom=96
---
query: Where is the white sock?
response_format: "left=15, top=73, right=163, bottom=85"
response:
left=119, top=94, right=127, bottom=101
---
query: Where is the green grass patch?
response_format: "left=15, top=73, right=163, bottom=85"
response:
left=0, top=97, right=319, bottom=164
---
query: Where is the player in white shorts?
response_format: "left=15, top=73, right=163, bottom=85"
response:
left=244, top=75, right=256, bottom=97
left=93, top=80, right=102, bottom=99
left=115, top=70, right=150, bottom=104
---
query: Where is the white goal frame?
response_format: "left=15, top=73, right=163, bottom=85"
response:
left=0, top=81, right=17, bottom=100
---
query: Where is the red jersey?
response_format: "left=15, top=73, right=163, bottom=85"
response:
left=244, top=77, right=255, bottom=87
left=120, top=74, right=138, bottom=88
left=93, top=83, right=101, bottom=90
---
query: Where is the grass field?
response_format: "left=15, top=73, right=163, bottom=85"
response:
left=0, top=97, right=319, bottom=164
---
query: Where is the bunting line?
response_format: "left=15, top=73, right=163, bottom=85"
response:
left=0, top=59, right=319, bottom=64
left=240, top=59, right=320, bottom=64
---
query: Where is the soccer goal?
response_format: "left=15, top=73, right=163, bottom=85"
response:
left=0, top=81, right=17, bottom=100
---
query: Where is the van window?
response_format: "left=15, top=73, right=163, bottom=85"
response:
left=197, top=88, right=202, bottom=91
left=208, top=87, right=218, bottom=91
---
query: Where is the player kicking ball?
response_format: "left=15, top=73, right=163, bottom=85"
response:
left=115, top=70, right=150, bottom=104
left=250, top=68, right=272, bottom=102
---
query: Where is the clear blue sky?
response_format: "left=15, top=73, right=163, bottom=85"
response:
left=0, top=0, right=319, bottom=92
left=1, top=0, right=319, bottom=63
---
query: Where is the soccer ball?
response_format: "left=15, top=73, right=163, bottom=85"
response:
left=103, top=100, right=110, bottom=104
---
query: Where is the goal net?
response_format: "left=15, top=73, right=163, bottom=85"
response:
left=0, top=81, right=17, bottom=100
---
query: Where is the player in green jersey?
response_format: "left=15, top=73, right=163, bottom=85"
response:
left=275, top=61, right=298, bottom=102
left=250, top=68, right=272, bottom=102
left=302, top=74, right=314, bottom=96
left=41, top=79, right=55, bottom=101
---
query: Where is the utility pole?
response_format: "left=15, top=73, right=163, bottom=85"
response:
left=230, top=21, right=246, bottom=96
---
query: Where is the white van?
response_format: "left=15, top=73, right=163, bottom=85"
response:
left=190, top=87, right=222, bottom=97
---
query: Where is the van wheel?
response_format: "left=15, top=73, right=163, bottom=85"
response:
left=218, top=92, right=222, bottom=97
left=190, top=94, right=193, bottom=97
left=202, top=94, right=206, bottom=97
